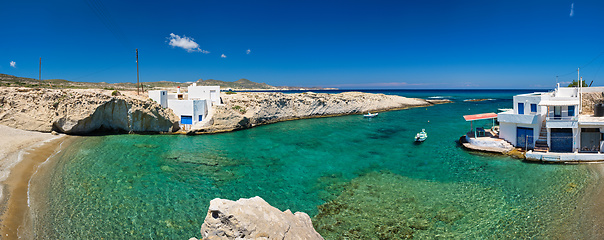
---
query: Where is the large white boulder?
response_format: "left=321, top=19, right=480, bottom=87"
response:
left=197, top=196, right=324, bottom=240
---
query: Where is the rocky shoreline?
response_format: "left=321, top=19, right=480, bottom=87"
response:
left=190, top=91, right=449, bottom=134
left=0, top=87, right=450, bottom=135
left=0, top=87, right=179, bottom=134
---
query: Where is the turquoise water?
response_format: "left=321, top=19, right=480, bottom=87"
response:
left=32, top=90, right=595, bottom=239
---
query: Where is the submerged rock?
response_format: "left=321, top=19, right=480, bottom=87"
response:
left=197, top=196, right=324, bottom=240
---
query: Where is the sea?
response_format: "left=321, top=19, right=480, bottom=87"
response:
left=29, top=89, right=598, bottom=239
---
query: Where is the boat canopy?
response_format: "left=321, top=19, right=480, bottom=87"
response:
left=463, top=113, right=498, bottom=121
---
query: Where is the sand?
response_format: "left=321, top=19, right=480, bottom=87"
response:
left=574, top=163, right=604, bottom=238
left=0, top=125, right=66, bottom=239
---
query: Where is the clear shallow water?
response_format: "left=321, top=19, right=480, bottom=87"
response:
left=33, top=90, right=594, bottom=239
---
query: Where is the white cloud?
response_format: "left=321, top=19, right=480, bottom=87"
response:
left=167, top=33, right=209, bottom=53
left=570, top=3, right=574, bottom=17
left=9, top=61, right=16, bottom=68
left=246, top=49, right=251, bottom=54
left=221, top=54, right=227, bottom=58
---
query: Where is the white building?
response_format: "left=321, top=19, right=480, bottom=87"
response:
left=149, top=85, right=221, bottom=127
left=498, top=83, right=604, bottom=154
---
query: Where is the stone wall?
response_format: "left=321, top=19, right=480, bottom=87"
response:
left=582, top=92, right=604, bottom=115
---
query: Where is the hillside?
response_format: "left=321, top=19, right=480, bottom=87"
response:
left=0, top=73, right=335, bottom=91
left=0, top=73, right=183, bottom=90
left=195, top=78, right=276, bottom=89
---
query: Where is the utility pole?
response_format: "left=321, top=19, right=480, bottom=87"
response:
left=136, top=49, right=140, bottom=95
left=577, top=68, right=583, bottom=114
left=39, top=57, right=41, bottom=81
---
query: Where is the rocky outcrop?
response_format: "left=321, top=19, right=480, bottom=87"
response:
left=0, top=87, right=179, bottom=134
left=192, top=92, right=445, bottom=133
left=193, top=196, right=323, bottom=240
left=582, top=92, right=604, bottom=115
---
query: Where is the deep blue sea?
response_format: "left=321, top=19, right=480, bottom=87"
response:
left=31, top=89, right=595, bottom=239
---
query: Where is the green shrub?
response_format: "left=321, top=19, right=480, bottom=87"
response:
left=111, top=90, right=120, bottom=96
left=226, top=91, right=237, bottom=95
left=232, top=105, right=246, bottom=114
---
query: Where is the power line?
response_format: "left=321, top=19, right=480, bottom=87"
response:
left=556, top=50, right=604, bottom=78
left=85, top=0, right=131, bottom=49
left=71, top=59, right=129, bottom=81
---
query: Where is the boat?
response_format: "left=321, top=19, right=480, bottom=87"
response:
left=415, top=129, right=427, bottom=142
left=364, top=112, right=378, bottom=118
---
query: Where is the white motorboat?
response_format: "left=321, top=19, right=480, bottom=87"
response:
left=364, top=112, right=378, bottom=118
left=415, top=129, right=427, bottom=142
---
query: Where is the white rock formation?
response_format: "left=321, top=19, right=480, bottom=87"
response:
left=0, top=87, right=179, bottom=134
left=191, top=91, right=446, bottom=133
left=197, top=196, right=324, bottom=240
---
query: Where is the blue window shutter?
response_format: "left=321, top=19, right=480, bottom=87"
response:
left=568, top=106, right=575, bottom=116
left=531, top=104, right=537, bottom=112
left=518, top=103, right=524, bottom=115
left=199, top=115, right=203, bottom=121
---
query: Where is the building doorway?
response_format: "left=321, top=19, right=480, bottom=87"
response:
left=516, top=127, right=534, bottom=149
left=550, top=128, right=573, bottom=152
left=581, top=128, right=601, bottom=152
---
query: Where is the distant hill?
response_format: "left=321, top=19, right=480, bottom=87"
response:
left=0, top=73, right=336, bottom=91
left=0, top=73, right=182, bottom=90
left=195, top=78, right=276, bottom=90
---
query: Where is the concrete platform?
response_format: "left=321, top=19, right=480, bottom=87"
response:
left=459, top=133, right=514, bottom=153
left=525, top=151, right=604, bottom=163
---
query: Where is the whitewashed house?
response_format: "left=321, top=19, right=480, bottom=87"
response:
left=498, top=92, right=548, bottom=150
left=498, top=83, right=604, bottom=161
left=149, top=84, right=221, bottom=127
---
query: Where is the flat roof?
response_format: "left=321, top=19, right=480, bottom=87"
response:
left=538, top=100, right=579, bottom=106
left=463, top=113, right=498, bottom=121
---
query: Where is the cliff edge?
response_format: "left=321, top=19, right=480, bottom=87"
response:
left=0, top=87, right=179, bottom=134
left=191, top=196, right=323, bottom=240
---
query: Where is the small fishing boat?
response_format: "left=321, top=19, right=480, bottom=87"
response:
left=364, top=112, right=378, bottom=118
left=415, top=129, right=427, bottom=142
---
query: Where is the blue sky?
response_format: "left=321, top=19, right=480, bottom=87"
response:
left=1, top=0, right=604, bottom=89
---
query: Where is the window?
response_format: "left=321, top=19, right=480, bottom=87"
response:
left=554, top=106, right=562, bottom=119
left=568, top=106, right=575, bottom=116
left=199, top=115, right=203, bottom=121
left=530, top=104, right=537, bottom=113
left=518, top=103, right=524, bottom=115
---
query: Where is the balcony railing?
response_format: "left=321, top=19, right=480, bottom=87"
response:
left=545, top=116, right=578, bottom=122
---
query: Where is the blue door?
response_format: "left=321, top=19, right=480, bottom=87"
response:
left=518, top=103, right=524, bottom=114
left=181, top=115, right=192, bottom=124
left=516, top=127, right=534, bottom=149
left=551, top=128, right=573, bottom=152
